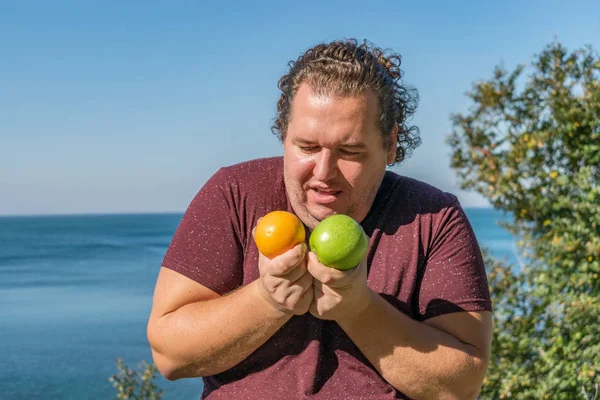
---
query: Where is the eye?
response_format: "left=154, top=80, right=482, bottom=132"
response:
left=299, top=146, right=319, bottom=153
left=339, top=148, right=362, bottom=157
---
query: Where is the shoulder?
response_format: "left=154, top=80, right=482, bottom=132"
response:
left=220, top=156, right=283, bottom=178
left=193, top=156, right=287, bottom=220
left=363, top=171, right=462, bottom=237
left=379, top=171, right=459, bottom=215
left=206, top=156, right=284, bottom=191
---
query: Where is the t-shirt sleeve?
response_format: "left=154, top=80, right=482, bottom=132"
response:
left=418, top=200, right=492, bottom=320
left=161, top=168, right=244, bottom=295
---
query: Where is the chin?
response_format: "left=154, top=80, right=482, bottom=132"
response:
left=308, top=204, right=344, bottom=221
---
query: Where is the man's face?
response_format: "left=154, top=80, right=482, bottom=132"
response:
left=283, top=83, right=397, bottom=229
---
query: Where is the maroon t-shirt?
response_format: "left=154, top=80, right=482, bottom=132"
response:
left=162, top=156, right=492, bottom=399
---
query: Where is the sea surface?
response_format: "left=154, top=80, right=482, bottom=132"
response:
left=0, top=209, right=516, bottom=399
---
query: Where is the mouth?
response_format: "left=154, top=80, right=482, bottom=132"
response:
left=309, top=186, right=342, bottom=204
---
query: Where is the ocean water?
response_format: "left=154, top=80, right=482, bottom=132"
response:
left=0, top=209, right=515, bottom=399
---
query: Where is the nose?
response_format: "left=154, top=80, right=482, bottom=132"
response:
left=313, top=149, right=338, bottom=182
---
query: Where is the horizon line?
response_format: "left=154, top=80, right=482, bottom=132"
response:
left=0, top=205, right=497, bottom=218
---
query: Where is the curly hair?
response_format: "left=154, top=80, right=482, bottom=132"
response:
left=272, top=38, right=421, bottom=165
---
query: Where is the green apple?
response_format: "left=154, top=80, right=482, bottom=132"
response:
left=309, top=214, right=369, bottom=270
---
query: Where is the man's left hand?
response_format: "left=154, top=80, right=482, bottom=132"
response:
left=307, top=252, right=372, bottom=321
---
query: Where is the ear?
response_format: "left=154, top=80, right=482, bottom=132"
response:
left=386, top=124, right=399, bottom=165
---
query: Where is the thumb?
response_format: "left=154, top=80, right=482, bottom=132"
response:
left=252, top=217, right=263, bottom=240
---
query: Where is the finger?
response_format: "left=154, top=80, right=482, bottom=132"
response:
left=269, top=243, right=307, bottom=277
left=293, top=276, right=314, bottom=315
left=276, top=258, right=307, bottom=284
left=296, top=288, right=313, bottom=315
left=308, top=252, right=367, bottom=288
left=279, top=271, right=313, bottom=313
left=312, top=278, right=323, bottom=293
left=306, top=251, right=345, bottom=284
left=295, top=269, right=314, bottom=291
left=309, top=284, right=325, bottom=317
left=312, top=278, right=340, bottom=300
left=284, top=259, right=309, bottom=284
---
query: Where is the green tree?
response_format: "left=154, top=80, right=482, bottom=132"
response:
left=109, top=358, right=163, bottom=400
left=448, top=41, right=600, bottom=399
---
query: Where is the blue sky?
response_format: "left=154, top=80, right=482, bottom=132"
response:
left=1, top=0, right=599, bottom=215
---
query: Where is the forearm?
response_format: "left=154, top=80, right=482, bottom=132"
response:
left=148, top=279, right=291, bottom=379
left=337, top=290, right=487, bottom=400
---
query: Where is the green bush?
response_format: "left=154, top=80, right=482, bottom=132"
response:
left=109, top=358, right=163, bottom=400
left=448, top=41, right=600, bottom=399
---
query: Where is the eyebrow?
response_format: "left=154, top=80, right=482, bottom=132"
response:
left=293, top=138, right=367, bottom=149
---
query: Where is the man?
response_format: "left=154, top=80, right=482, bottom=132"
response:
left=147, top=39, right=492, bottom=399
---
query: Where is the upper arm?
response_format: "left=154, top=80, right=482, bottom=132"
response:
left=424, top=310, right=493, bottom=361
left=147, top=266, right=222, bottom=356
left=149, top=267, right=221, bottom=321
left=419, top=201, right=492, bottom=320
left=146, top=267, right=223, bottom=376
left=161, top=168, right=245, bottom=295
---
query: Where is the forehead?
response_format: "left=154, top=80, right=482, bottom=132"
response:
left=288, top=83, right=380, bottom=142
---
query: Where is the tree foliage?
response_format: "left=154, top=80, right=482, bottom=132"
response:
left=448, top=41, right=600, bottom=399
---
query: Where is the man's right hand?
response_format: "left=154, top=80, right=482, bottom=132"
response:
left=256, top=243, right=313, bottom=316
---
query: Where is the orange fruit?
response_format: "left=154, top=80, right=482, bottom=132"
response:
left=254, top=211, right=306, bottom=259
